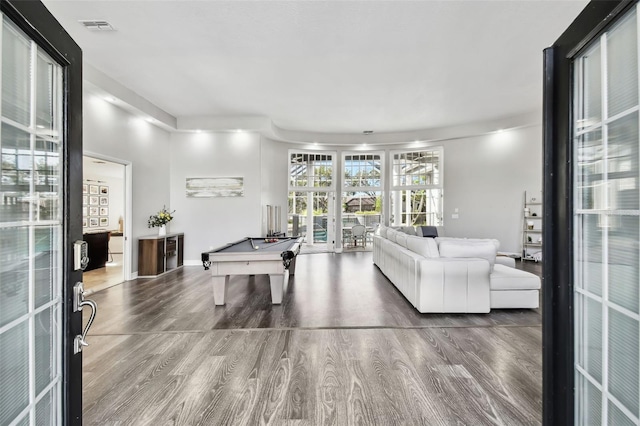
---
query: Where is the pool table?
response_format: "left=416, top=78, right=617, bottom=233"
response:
left=201, top=236, right=302, bottom=305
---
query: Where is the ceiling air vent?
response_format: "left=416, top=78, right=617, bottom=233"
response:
left=79, top=20, right=116, bottom=31
left=363, top=130, right=374, bottom=135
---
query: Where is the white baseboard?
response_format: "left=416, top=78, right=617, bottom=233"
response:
left=131, top=271, right=138, bottom=279
left=184, top=260, right=202, bottom=266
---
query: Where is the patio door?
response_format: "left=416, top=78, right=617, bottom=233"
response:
left=288, top=150, right=336, bottom=251
left=544, top=1, right=640, bottom=424
left=0, top=1, right=84, bottom=424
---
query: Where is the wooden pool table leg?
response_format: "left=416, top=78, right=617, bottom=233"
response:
left=269, top=273, right=286, bottom=304
left=212, top=275, right=229, bottom=305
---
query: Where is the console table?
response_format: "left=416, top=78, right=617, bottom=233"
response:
left=138, top=233, right=184, bottom=277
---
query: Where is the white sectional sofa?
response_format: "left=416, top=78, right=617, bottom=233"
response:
left=373, top=226, right=540, bottom=313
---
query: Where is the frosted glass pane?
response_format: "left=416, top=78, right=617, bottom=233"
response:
left=34, top=226, right=59, bottom=308
left=607, top=113, right=639, bottom=210
left=608, top=12, right=638, bottom=117
left=609, top=309, right=639, bottom=416
left=1, top=19, right=31, bottom=126
left=576, top=130, right=603, bottom=210
left=1, top=123, right=32, bottom=222
left=0, top=321, right=29, bottom=425
left=35, top=384, right=55, bottom=426
left=576, top=295, right=602, bottom=382
left=576, top=215, right=603, bottom=295
left=576, top=373, right=602, bottom=425
left=609, top=402, right=635, bottom=426
left=0, top=227, right=28, bottom=326
left=608, top=216, right=640, bottom=313
left=35, top=307, right=56, bottom=396
left=577, top=44, right=602, bottom=130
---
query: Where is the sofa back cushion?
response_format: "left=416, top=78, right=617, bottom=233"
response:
left=436, top=237, right=500, bottom=251
left=401, top=226, right=417, bottom=236
left=406, top=235, right=439, bottom=258
left=379, top=225, right=388, bottom=238
left=438, top=239, right=497, bottom=270
left=387, top=228, right=399, bottom=242
left=395, top=232, right=409, bottom=248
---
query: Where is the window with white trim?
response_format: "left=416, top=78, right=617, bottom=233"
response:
left=390, top=148, right=443, bottom=226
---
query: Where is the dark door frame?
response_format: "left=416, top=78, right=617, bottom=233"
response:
left=0, top=0, right=83, bottom=423
left=543, top=1, right=637, bottom=424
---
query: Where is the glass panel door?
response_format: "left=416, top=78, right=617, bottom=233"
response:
left=0, top=16, right=63, bottom=425
left=574, top=6, right=640, bottom=424
left=288, top=151, right=335, bottom=252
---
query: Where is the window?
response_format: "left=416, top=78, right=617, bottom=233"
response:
left=390, top=148, right=443, bottom=226
left=289, top=153, right=334, bottom=189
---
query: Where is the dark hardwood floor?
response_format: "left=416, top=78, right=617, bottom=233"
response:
left=83, top=252, right=542, bottom=425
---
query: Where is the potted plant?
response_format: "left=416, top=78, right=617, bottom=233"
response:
left=148, top=206, right=175, bottom=236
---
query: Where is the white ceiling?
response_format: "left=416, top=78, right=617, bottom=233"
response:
left=42, top=0, right=588, bottom=137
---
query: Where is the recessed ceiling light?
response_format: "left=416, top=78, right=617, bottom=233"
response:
left=497, top=129, right=504, bottom=133
left=362, top=143, right=367, bottom=147
left=313, top=142, right=318, bottom=146
left=236, top=129, right=243, bottom=133
left=105, top=96, right=117, bottom=103
left=146, top=118, right=155, bottom=123
left=195, top=129, right=202, bottom=133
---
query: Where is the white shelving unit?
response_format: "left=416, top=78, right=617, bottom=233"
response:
left=522, top=190, right=542, bottom=262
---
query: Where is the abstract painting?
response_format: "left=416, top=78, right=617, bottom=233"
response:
left=186, top=177, right=244, bottom=197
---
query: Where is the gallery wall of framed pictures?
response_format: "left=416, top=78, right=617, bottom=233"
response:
left=82, top=182, right=109, bottom=228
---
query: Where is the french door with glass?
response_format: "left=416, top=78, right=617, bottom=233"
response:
left=544, top=1, right=640, bottom=424
left=288, top=151, right=336, bottom=251
left=0, top=1, right=84, bottom=424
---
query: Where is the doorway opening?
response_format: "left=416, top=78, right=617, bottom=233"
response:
left=82, top=155, right=127, bottom=293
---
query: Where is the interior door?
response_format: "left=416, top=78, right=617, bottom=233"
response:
left=543, top=1, right=639, bottom=425
left=0, top=1, right=84, bottom=424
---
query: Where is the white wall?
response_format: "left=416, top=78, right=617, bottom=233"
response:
left=441, top=126, right=542, bottom=252
left=83, top=93, right=172, bottom=272
left=169, top=132, right=263, bottom=263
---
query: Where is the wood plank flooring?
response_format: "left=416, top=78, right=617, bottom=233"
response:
left=83, top=252, right=542, bottom=425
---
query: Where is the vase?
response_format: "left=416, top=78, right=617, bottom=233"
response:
left=158, top=224, right=166, bottom=236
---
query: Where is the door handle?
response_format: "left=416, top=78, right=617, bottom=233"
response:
left=73, top=282, right=98, bottom=354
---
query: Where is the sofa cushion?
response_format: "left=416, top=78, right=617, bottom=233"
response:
left=438, top=239, right=497, bottom=270
left=379, top=226, right=388, bottom=238
left=395, top=232, right=409, bottom=248
left=406, top=235, right=439, bottom=258
left=401, top=226, right=417, bottom=235
left=491, top=264, right=541, bottom=290
left=387, top=228, right=398, bottom=242
left=436, top=237, right=500, bottom=251
left=417, top=226, right=438, bottom=238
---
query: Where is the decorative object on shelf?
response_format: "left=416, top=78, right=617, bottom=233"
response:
left=148, top=205, right=175, bottom=235
left=522, top=190, right=543, bottom=262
